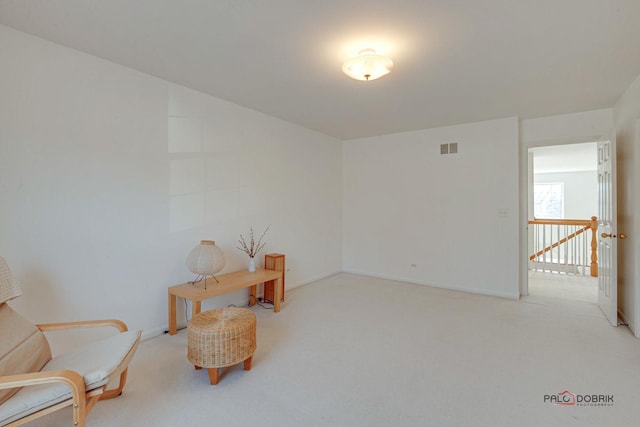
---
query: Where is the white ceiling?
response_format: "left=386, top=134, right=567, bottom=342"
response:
left=530, top=142, right=597, bottom=173
left=1, top=0, right=639, bottom=140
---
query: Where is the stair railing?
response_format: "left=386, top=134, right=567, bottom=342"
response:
left=528, top=216, right=598, bottom=277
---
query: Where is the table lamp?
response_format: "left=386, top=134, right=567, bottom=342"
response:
left=186, top=240, right=225, bottom=289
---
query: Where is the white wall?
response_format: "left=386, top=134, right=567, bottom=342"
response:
left=614, top=74, right=640, bottom=336
left=343, top=117, right=520, bottom=299
left=0, top=25, right=343, bottom=346
left=520, top=109, right=614, bottom=146
left=533, top=171, right=597, bottom=219
left=2, top=22, right=638, bottom=347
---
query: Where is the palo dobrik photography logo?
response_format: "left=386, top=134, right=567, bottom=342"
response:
left=544, top=390, right=614, bottom=407
left=545, top=390, right=577, bottom=406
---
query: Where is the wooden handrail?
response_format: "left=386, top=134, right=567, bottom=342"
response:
left=528, top=218, right=591, bottom=226
left=528, top=216, right=598, bottom=277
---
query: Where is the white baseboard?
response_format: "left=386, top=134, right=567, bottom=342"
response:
left=341, top=269, right=520, bottom=300
left=288, top=270, right=342, bottom=289
left=141, top=326, right=167, bottom=342
left=141, top=270, right=343, bottom=342
left=141, top=269, right=518, bottom=341
left=141, top=321, right=188, bottom=342
left=617, top=309, right=638, bottom=337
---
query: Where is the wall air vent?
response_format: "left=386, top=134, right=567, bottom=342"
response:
left=440, top=143, right=459, bottom=155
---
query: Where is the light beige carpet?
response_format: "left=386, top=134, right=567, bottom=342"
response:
left=528, top=270, right=597, bottom=303
left=23, top=273, right=640, bottom=426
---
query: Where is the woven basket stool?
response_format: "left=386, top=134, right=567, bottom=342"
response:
left=187, top=307, right=257, bottom=385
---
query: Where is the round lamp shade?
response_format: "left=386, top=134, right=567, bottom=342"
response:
left=186, top=240, right=225, bottom=276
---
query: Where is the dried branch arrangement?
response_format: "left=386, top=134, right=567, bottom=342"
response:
left=237, top=225, right=270, bottom=258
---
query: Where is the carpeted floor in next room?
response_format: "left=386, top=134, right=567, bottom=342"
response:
left=24, top=273, right=640, bottom=427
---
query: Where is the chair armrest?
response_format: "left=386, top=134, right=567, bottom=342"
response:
left=0, top=370, right=93, bottom=426
left=0, top=369, right=85, bottom=393
left=37, top=319, right=128, bottom=333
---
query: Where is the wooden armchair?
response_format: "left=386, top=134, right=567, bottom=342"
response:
left=0, top=257, right=141, bottom=427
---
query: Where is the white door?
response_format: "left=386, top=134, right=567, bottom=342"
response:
left=597, top=138, right=618, bottom=326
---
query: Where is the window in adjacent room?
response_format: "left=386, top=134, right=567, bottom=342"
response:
left=534, top=182, right=564, bottom=218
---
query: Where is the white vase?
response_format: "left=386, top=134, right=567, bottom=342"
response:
left=248, top=257, right=256, bottom=272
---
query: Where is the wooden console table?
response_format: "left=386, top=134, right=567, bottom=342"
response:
left=168, top=268, right=282, bottom=335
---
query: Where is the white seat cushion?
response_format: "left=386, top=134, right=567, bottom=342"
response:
left=0, top=330, right=141, bottom=426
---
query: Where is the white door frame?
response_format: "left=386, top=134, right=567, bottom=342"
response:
left=519, top=135, right=609, bottom=298
left=635, top=120, right=640, bottom=335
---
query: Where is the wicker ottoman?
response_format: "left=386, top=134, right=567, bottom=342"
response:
left=187, top=307, right=257, bottom=385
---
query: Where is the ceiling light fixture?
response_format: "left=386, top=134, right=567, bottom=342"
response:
left=342, top=48, right=393, bottom=81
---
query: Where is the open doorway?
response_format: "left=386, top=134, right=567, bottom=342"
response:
left=526, top=142, right=598, bottom=303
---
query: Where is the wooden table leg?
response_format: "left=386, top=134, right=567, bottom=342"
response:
left=273, top=276, right=281, bottom=313
left=249, top=285, right=257, bottom=306
left=168, top=291, right=177, bottom=335
left=192, top=301, right=201, bottom=319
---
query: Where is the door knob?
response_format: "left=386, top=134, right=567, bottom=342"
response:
left=601, top=232, right=627, bottom=239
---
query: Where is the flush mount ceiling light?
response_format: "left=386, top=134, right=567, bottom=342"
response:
left=342, top=48, right=394, bottom=81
